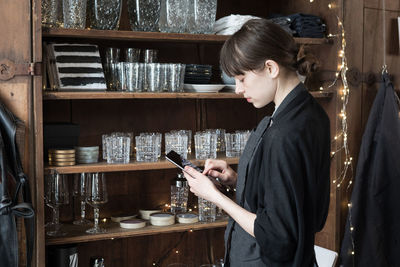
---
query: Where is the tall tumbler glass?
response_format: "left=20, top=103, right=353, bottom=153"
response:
left=125, top=62, right=143, bottom=92
left=86, top=173, right=108, bottom=234
left=88, top=0, right=122, bottom=30
left=42, top=0, right=63, bottom=28
left=198, top=197, right=216, bottom=222
left=146, top=63, right=161, bottom=92
left=45, top=173, right=70, bottom=236
left=63, top=0, right=87, bottom=29
left=127, top=0, right=161, bottom=32
left=159, top=0, right=190, bottom=33
left=187, top=0, right=218, bottom=34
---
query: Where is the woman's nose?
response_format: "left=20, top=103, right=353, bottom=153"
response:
left=235, top=82, right=244, bottom=94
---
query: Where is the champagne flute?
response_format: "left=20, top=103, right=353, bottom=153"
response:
left=86, top=172, right=108, bottom=234
left=73, top=173, right=91, bottom=225
left=45, top=173, right=69, bottom=236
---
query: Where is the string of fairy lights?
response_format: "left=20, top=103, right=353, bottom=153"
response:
left=316, top=0, right=356, bottom=260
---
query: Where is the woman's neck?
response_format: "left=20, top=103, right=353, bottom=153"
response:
left=274, top=73, right=300, bottom=109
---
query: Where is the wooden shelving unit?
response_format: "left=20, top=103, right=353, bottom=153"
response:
left=43, top=90, right=334, bottom=100
left=42, top=27, right=333, bottom=45
left=46, top=219, right=228, bottom=245
left=44, top=156, right=240, bottom=174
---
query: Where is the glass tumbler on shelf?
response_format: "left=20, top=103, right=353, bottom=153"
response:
left=159, top=0, right=190, bottom=33
left=63, top=0, right=87, bottom=29
left=127, top=0, right=161, bottom=32
left=194, top=131, right=217, bottom=159
left=198, top=197, right=216, bottom=222
left=85, top=172, right=108, bottom=234
left=45, top=173, right=70, bottom=236
left=187, top=0, right=218, bottom=34
left=170, top=173, right=189, bottom=214
left=72, top=173, right=91, bottom=225
left=88, top=0, right=122, bottom=30
left=42, top=0, right=63, bottom=28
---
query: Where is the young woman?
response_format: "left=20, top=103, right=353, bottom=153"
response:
left=183, top=19, right=331, bottom=266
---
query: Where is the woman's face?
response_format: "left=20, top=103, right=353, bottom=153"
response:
left=234, top=67, right=277, bottom=108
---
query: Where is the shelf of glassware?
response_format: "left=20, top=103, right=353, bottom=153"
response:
left=42, top=27, right=333, bottom=45
left=42, top=90, right=334, bottom=100
left=46, top=218, right=228, bottom=245
left=44, top=156, right=240, bottom=174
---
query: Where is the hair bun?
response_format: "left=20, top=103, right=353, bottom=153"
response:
left=296, top=46, right=319, bottom=76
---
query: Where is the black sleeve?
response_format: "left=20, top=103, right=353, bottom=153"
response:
left=254, top=133, right=304, bottom=262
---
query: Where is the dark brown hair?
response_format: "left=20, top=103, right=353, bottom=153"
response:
left=220, top=18, right=318, bottom=77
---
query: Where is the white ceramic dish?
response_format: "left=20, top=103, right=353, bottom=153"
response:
left=183, top=84, right=225, bottom=93
left=111, top=214, right=137, bottom=223
left=149, top=212, right=175, bottom=226
left=176, top=213, right=199, bottom=224
left=119, top=219, right=146, bottom=229
left=139, top=209, right=162, bottom=220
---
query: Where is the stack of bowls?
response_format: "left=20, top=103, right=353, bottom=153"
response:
left=48, top=148, right=76, bottom=166
left=184, top=64, right=212, bottom=84
left=75, top=146, right=99, bottom=164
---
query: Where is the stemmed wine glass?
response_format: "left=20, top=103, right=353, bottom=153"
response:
left=85, top=172, right=108, bottom=234
left=73, top=173, right=91, bottom=225
left=44, top=172, right=69, bottom=236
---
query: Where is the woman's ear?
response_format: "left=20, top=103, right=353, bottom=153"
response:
left=264, top=60, right=279, bottom=78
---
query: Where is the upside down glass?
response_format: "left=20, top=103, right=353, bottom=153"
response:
left=86, top=173, right=108, bottom=234
left=88, top=0, right=122, bottom=30
left=63, top=0, right=87, bottom=29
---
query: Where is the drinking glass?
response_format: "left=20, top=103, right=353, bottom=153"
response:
left=63, top=0, right=87, bottom=29
left=143, top=49, right=159, bottom=63
left=165, top=131, right=189, bottom=159
left=225, top=133, right=241, bottom=157
left=42, top=0, right=63, bottom=28
left=105, top=134, right=131, bottom=163
left=72, top=173, right=91, bottom=225
left=194, top=131, right=217, bottom=159
left=187, top=0, right=218, bottom=34
left=198, top=197, right=216, bottom=222
left=135, top=133, right=161, bottom=162
left=88, top=0, right=122, bottom=30
left=159, top=0, right=190, bottom=33
left=45, top=173, right=70, bottom=236
left=125, top=48, right=141, bottom=62
left=127, top=0, right=161, bottom=32
left=168, top=64, right=185, bottom=92
left=145, top=63, right=161, bottom=92
left=86, top=173, right=108, bottom=234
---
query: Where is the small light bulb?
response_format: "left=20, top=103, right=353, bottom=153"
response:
left=319, top=87, right=324, bottom=91
left=351, top=251, right=355, bottom=255
left=333, top=180, right=336, bottom=184
left=176, top=250, right=179, bottom=254
left=350, top=227, right=354, bottom=231
left=348, top=203, right=352, bottom=207
left=328, top=3, right=332, bottom=8
left=310, top=0, right=314, bottom=2
left=337, top=184, right=341, bottom=188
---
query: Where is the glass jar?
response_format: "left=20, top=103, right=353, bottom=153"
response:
left=127, top=0, right=161, bottom=32
left=159, top=0, right=190, bottom=33
left=88, top=0, right=122, bottom=30
left=170, top=173, right=189, bottom=214
left=187, top=0, right=218, bottom=34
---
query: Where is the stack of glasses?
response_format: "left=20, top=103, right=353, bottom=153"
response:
left=225, top=130, right=251, bottom=157
left=75, top=146, right=99, bottom=164
left=102, top=133, right=131, bottom=164
left=164, top=130, right=192, bottom=159
left=135, top=133, right=162, bottom=162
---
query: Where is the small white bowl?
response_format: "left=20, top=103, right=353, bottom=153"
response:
left=139, top=209, right=162, bottom=220
left=176, top=213, right=199, bottom=224
left=119, top=219, right=146, bottom=229
left=150, top=212, right=175, bottom=226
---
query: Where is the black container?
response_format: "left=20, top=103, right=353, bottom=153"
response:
left=47, top=245, right=78, bottom=267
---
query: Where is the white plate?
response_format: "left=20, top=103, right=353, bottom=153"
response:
left=183, top=84, right=226, bottom=93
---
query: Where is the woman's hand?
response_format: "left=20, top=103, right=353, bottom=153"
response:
left=202, top=159, right=237, bottom=186
left=183, top=166, right=222, bottom=203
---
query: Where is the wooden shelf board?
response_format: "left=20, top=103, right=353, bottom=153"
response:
left=43, top=90, right=333, bottom=100
left=46, top=219, right=228, bottom=245
left=42, top=27, right=331, bottom=45
left=44, top=156, right=239, bottom=174
left=43, top=91, right=241, bottom=100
